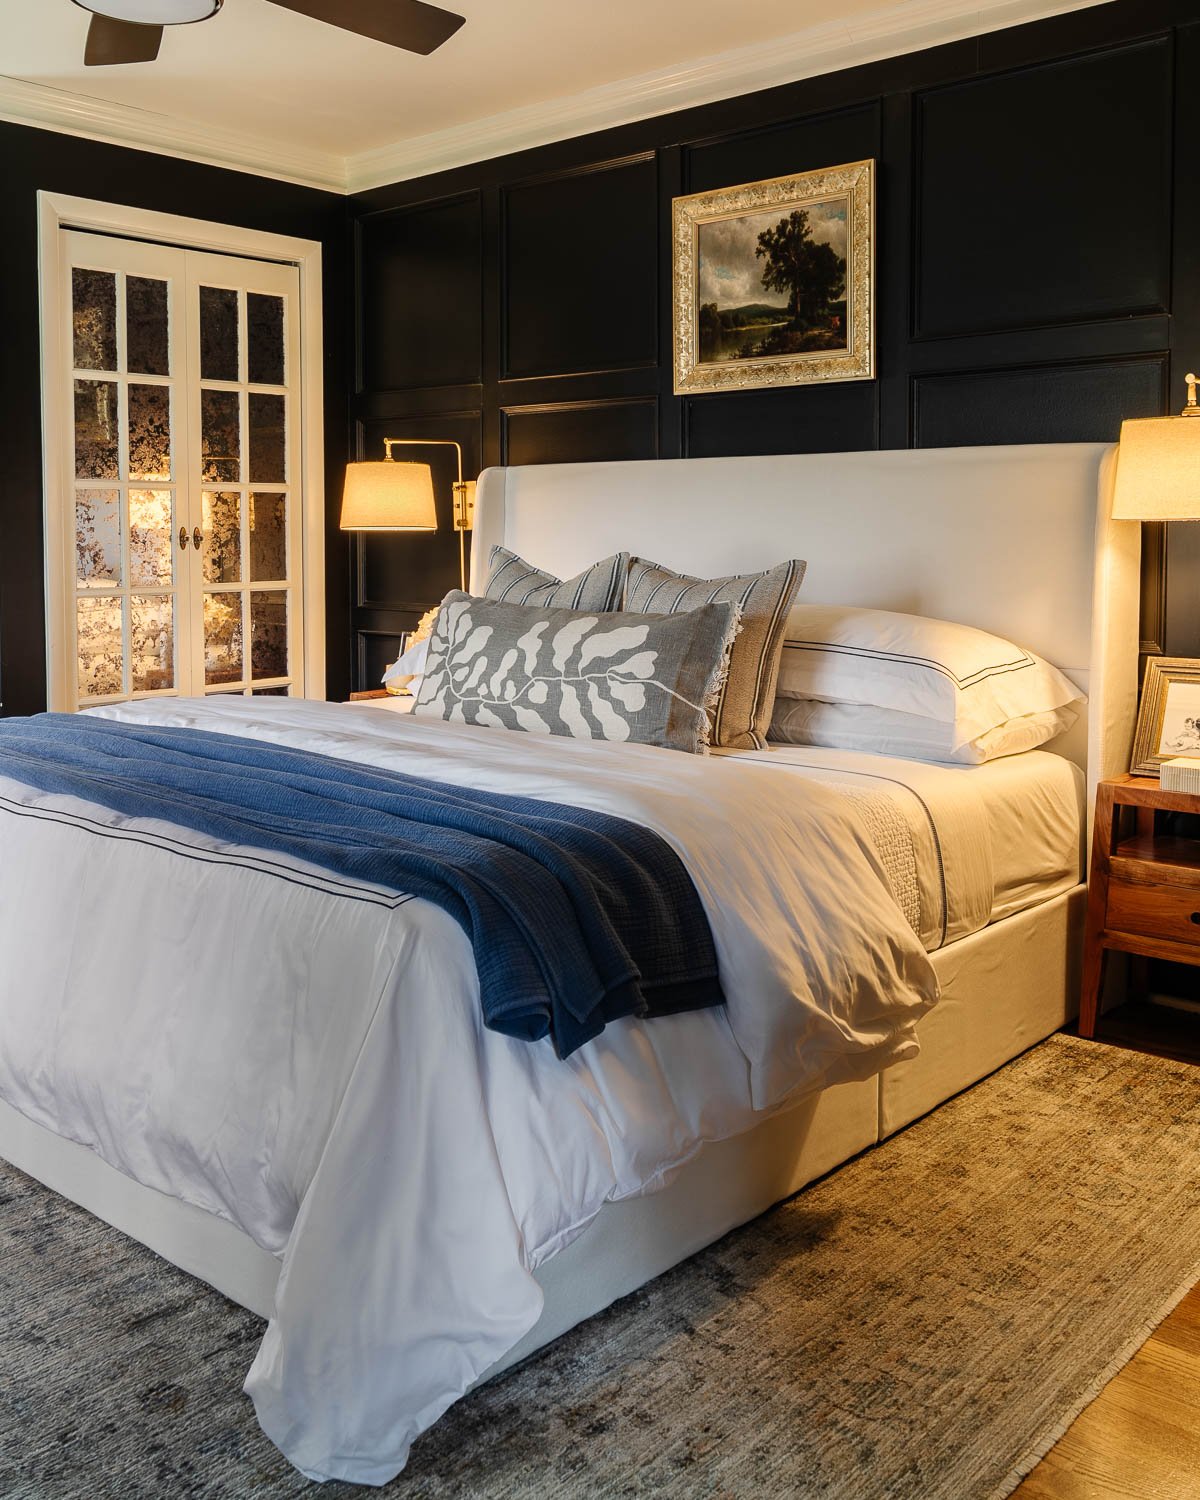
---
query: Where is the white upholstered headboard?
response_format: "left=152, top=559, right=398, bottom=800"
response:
left=473, top=444, right=1141, bottom=815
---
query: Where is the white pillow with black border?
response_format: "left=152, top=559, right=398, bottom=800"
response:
left=775, top=604, right=1084, bottom=752
left=768, top=697, right=1080, bottom=765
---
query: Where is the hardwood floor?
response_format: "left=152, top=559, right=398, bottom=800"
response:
left=1014, top=1002, right=1200, bottom=1499
left=1013, top=1287, right=1200, bottom=1499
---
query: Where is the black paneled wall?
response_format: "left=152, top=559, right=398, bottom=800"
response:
left=348, top=0, right=1200, bottom=689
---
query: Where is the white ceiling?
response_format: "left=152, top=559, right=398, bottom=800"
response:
left=0, top=0, right=1103, bottom=191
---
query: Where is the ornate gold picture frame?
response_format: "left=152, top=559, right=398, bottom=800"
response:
left=672, top=158, right=875, bottom=396
left=1130, top=656, right=1200, bottom=775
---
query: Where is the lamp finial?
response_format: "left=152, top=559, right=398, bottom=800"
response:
left=1184, top=373, right=1199, bottom=417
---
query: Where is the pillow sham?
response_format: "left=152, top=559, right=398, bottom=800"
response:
left=484, top=545, right=629, bottom=612
left=413, top=590, right=741, bottom=754
left=768, top=698, right=1080, bottom=765
left=775, top=605, right=1083, bottom=751
left=624, top=556, right=805, bottom=751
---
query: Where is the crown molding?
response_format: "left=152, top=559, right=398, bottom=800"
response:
left=0, top=0, right=1101, bottom=198
left=344, top=0, right=1101, bottom=192
left=0, top=73, right=347, bottom=192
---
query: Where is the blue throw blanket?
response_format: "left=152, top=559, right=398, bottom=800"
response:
left=0, top=714, right=724, bottom=1057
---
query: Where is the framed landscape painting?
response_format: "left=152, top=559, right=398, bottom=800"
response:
left=672, top=158, right=874, bottom=394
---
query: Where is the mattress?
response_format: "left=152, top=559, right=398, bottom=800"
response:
left=722, top=746, right=1085, bottom=952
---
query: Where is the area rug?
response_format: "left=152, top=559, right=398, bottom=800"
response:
left=2, top=1034, right=1198, bottom=1499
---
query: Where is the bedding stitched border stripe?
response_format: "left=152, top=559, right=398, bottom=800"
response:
left=0, top=714, right=724, bottom=1057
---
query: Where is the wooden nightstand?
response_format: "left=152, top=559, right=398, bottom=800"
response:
left=347, top=689, right=390, bottom=701
left=1081, top=775, right=1200, bottom=1038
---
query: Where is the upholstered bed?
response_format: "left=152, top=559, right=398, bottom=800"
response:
left=0, top=442, right=1139, bottom=1483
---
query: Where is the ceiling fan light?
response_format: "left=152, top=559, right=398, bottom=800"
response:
left=73, top=0, right=222, bottom=24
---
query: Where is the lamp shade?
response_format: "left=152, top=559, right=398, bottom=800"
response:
left=1112, top=415, right=1200, bottom=520
left=339, top=461, right=437, bottom=531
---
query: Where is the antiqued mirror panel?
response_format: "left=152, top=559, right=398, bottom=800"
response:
left=202, top=491, right=242, bottom=584
left=200, top=285, right=239, bottom=381
left=130, top=595, right=175, bottom=692
left=76, top=489, right=122, bottom=588
left=251, top=591, right=288, bottom=680
left=204, top=593, right=244, bottom=685
left=202, top=389, right=241, bottom=481
left=127, top=383, right=172, bottom=482
left=129, top=489, right=175, bottom=588
left=127, top=277, right=170, bottom=377
left=72, top=268, right=117, bottom=372
left=249, top=492, right=287, bottom=581
left=248, top=393, right=286, bottom=483
left=77, top=596, right=124, bottom=698
left=247, top=293, right=285, bottom=385
left=74, top=379, right=120, bottom=480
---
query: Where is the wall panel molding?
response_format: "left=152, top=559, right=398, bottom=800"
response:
left=913, top=36, right=1174, bottom=341
left=501, top=155, right=659, bottom=381
left=357, top=193, right=483, bottom=395
left=912, top=355, right=1169, bottom=448
left=1140, top=521, right=1169, bottom=659
left=500, top=398, right=660, bottom=466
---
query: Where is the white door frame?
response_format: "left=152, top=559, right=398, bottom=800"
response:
left=38, top=191, right=326, bottom=708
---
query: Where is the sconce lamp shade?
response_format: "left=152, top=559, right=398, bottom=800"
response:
left=1112, top=415, right=1200, bottom=521
left=339, top=461, right=437, bottom=531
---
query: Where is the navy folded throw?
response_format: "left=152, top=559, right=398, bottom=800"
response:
left=0, top=714, right=724, bottom=1057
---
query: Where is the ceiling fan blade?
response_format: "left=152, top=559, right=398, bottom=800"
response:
left=84, top=14, right=164, bottom=65
left=264, top=0, right=464, bottom=56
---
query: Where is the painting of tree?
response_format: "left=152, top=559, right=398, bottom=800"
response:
left=754, top=209, right=847, bottom=355
left=674, top=159, right=874, bottom=393
left=693, top=195, right=850, bottom=365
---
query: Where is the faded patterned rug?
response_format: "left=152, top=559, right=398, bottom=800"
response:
left=2, top=1034, right=1198, bottom=1499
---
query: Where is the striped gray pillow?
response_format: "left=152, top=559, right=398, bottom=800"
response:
left=484, top=545, right=629, bottom=612
left=625, top=557, right=806, bottom=750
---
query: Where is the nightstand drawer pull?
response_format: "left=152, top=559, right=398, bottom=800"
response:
left=1192, top=912, right=1200, bottom=925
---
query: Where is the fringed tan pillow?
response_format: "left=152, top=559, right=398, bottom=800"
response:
left=624, top=558, right=806, bottom=749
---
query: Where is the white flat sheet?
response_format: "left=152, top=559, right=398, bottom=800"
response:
left=721, top=746, right=1084, bottom=951
left=0, top=698, right=937, bottom=1485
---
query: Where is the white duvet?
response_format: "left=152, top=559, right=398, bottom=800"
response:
left=0, top=699, right=938, bottom=1484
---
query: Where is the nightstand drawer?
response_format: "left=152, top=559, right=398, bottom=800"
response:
left=1106, top=879, right=1200, bottom=945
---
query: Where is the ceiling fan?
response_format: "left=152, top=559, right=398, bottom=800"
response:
left=72, top=0, right=466, bottom=66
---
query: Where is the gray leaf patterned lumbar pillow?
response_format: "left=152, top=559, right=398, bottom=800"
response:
left=413, top=590, right=741, bottom=754
left=484, top=545, right=629, bottom=612
left=624, top=557, right=806, bottom=751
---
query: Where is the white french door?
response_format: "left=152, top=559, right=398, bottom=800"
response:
left=54, top=230, right=304, bottom=708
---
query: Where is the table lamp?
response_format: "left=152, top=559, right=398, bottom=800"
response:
left=1112, top=373, right=1200, bottom=522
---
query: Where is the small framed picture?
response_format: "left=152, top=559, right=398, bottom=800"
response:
left=1130, top=656, right=1200, bottom=775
